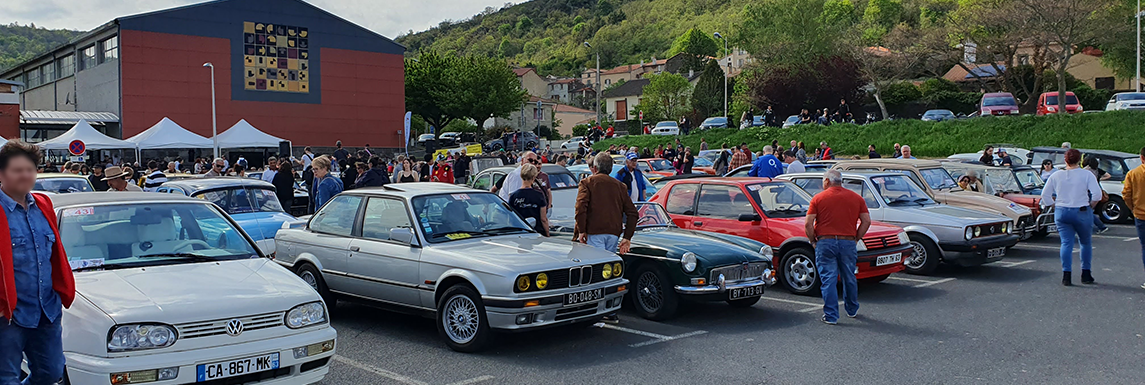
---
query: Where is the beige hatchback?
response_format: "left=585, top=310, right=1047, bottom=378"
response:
left=833, top=159, right=1036, bottom=240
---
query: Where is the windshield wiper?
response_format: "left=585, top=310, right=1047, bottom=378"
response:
left=136, top=253, right=216, bottom=262
left=482, top=226, right=531, bottom=234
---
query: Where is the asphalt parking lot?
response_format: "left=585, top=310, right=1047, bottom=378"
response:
left=320, top=225, right=1145, bottom=385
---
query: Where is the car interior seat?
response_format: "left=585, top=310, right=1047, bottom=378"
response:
left=61, top=222, right=108, bottom=261
left=132, top=217, right=188, bottom=257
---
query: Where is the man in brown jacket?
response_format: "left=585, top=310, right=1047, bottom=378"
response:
left=574, top=153, right=638, bottom=255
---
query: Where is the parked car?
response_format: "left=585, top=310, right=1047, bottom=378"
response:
left=469, top=164, right=578, bottom=192
left=155, top=177, right=297, bottom=254
left=560, top=136, right=586, bottom=149
left=649, top=178, right=912, bottom=295
left=55, top=192, right=336, bottom=384
left=1027, top=146, right=1142, bottom=223
left=941, top=162, right=1053, bottom=237
left=979, top=92, right=1020, bottom=116
left=438, top=132, right=460, bottom=145
left=484, top=131, right=540, bottom=152
left=946, top=145, right=1030, bottom=167
left=245, top=171, right=311, bottom=216
left=273, top=184, right=627, bottom=351
left=637, top=158, right=680, bottom=178
left=699, top=117, right=729, bottom=129
left=724, top=160, right=836, bottom=177
left=651, top=121, right=680, bottom=135
left=651, top=173, right=709, bottom=190
left=921, top=109, right=957, bottom=122
left=1105, top=92, right=1145, bottom=111
left=417, top=133, right=437, bottom=146
left=779, top=172, right=1019, bottom=274
left=833, top=159, right=1037, bottom=239
left=549, top=201, right=776, bottom=320
left=34, top=173, right=95, bottom=193
left=782, top=115, right=800, bottom=128
left=1036, top=91, right=1082, bottom=115
left=566, top=164, right=661, bottom=197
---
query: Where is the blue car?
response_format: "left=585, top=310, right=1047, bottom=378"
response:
left=154, top=177, right=297, bottom=255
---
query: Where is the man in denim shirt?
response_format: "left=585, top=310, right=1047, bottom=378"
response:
left=0, top=140, right=75, bottom=385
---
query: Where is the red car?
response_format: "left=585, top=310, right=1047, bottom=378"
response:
left=638, top=158, right=679, bottom=178
left=649, top=178, right=912, bottom=296
left=1036, top=91, right=1082, bottom=115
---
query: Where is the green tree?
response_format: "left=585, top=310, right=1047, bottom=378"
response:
left=735, top=0, right=850, bottom=66
left=516, top=15, right=534, bottom=31
left=405, top=51, right=527, bottom=132
left=669, top=27, right=720, bottom=72
left=642, top=72, right=693, bottom=121
left=405, top=51, right=461, bottom=131
left=457, top=55, right=529, bottom=124
left=691, top=59, right=727, bottom=120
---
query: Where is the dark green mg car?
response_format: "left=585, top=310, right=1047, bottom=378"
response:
left=552, top=200, right=776, bottom=320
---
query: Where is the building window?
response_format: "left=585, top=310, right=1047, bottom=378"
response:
left=80, top=45, right=97, bottom=70
left=26, top=69, right=41, bottom=88
left=41, top=62, right=55, bottom=84
left=605, top=79, right=611, bottom=85
left=1095, top=77, right=1115, bottom=90
left=57, top=54, right=75, bottom=77
left=1018, top=55, right=1030, bottom=65
left=100, top=36, right=118, bottom=63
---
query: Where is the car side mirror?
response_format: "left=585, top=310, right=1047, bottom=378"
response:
left=525, top=217, right=537, bottom=228
left=738, top=213, right=761, bottom=222
left=390, top=228, right=415, bottom=245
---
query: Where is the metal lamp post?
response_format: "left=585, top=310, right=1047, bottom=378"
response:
left=584, top=41, right=600, bottom=126
left=1137, top=1, right=1142, bottom=92
left=202, top=62, right=218, bottom=159
left=714, top=32, right=728, bottom=124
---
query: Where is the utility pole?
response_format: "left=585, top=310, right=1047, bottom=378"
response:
left=1137, top=0, right=1142, bottom=92
left=585, top=41, right=600, bottom=125
left=714, top=32, right=728, bottom=124
left=202, top=62, right=218, bottom=159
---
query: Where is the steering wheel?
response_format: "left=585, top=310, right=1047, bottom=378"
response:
left=171, top=240, right=212, bottom=252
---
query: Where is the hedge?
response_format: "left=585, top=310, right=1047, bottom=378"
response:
left=592, top=111, right=1145, bottom=158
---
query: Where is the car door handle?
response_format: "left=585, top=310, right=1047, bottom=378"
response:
left=350, top=246, right=360, bottom=252
left=693, top=221, right=703, bottom=226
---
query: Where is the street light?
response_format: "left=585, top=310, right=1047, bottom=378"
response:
left=202, top=62, right=218, bottom=159
left=584, top=41, right=600, bottom=126
left=1137, top=1, right=1142, bottom=92
left=714, top=32, right=728, bottom=124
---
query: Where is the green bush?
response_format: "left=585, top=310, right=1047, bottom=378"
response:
left=594, top=111, right=1145, bottom=158
left=882, top=82, right=922, bottom=108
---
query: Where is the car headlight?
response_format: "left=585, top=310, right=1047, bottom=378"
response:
left=286, top=301, right=327, bottom=329
left=1047, top=106, right=1057, bottom=112
left=1001, top=222, right=1009, bottom=234
left=602, top=264, right=613, bottom=279
left=612, top=263, right=623, bottom=277
left=535, top=273, right=548, bottom=289
left=681, top=252, right=697, bottom=273
left=516, top=276, right=531, bottom=292
left=108, top=324, right=177, bottom=352
left=896, top=231, right=909, bottom=245
left=973, top=226, right=982, bottom=237
left=759, top=246, right=773, bottom=263
left=964, top=227, right=974, bottom=240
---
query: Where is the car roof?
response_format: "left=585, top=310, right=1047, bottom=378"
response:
left=782, top=171, right=903, bottom=180
left=478, top=164, right=572, bottom=175
left=833, top=158, right=944, bottom=168
left=984, top=92, right=1013, bottom=97
left=161, top=177, right=275, bottom=191
left=342, top=182, right=485, bottom=199
left=940, top=162, right=1008, bottom=171
left=1040, top=91, right=1076, bottom=95
left=1030, top=146, right=1136, bottom=158
left=47, top=192, right=203, bottom=207
left=37, top=173, right=87, bottom=179
left=668, top=177, right=782, bottom=186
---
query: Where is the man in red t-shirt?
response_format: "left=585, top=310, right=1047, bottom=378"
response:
left=805, top=170, right=871, bottom=325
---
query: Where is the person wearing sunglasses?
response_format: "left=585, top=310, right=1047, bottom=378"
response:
left=204, top=158, right=226, bottom=177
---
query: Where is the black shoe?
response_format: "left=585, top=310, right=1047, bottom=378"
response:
left=1081, top=269, right=1095, bottom=284
left=601, top=314, right=619, bottom=323
left=1062, top=271, right=1072, bottom=286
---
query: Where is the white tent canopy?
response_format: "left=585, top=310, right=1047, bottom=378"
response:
left=126, top=117, right=213, bottom=149
left=0, top=137, right=7, bottom=147
left=36, top=119, right=136, bottom=150
left=212, top=119, right=285, bottom=149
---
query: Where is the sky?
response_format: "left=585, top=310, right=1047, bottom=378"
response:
left=1, top=0, right=507, bottom=39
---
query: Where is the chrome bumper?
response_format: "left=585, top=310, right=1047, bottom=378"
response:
left=674, top=277, right=772, bottom=294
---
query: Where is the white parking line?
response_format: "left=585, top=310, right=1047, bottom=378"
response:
left=628, top=330, right=709, bottom=348
left=1126, top=237, right=1139, bottom=242
left=913, top=278, right=956, bottom=288
left=597, top=324, right=708, bottom=347
left=1016, top=244, right=1089, bottom=252
left=996, top=260, right=1035, bottom=268
left=333, top=355, right=429, bottom=385
left=760, top=297, right=823, bottom=308
left=597, top=324, right=671, bottom=339
left=799, top=302, right=842, bottom=313
left=444, top=376, right=496, bottom=385
left=886, top=276, right=936, bottom=283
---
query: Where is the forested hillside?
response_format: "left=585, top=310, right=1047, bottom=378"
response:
left=395, top=0, right=746, bottom=77
left=0, top=23, right=83, bottom=71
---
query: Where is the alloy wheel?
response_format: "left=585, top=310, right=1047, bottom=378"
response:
left=906, top=242, right=927, bottom=270
left=299, top=270, right=318, bottom=290
left=637, top=271, right=664, bottom=313
left=1103, top=201, right=1123, bottom=222
left=442, top=294, right=480, bottom=344
left=784, top=255, right=816, bottom=291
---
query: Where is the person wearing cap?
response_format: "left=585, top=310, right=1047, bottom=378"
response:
left=431, top=154, right=454, bottom=184
left=102, top=166, right=141, bottom=191
left=996, top=148, right=1014, bottom=167
left=613, top=152, right=647, bottom=202
left=88, top=164, right=109, bottom=191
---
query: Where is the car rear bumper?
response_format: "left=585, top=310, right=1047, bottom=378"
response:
left=484, top=281, right=628, bottom=330
left=939, top=234, right=1019, bottom=266
left=856, top=244, right=912, bottom=278
left=64, top=326, right=336, bottom=385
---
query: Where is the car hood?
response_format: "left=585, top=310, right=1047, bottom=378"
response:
left=630, top=227, right=768, bottom=265
left=941, top=190, right=1031, bottom=219
left=429, top=235, right=621, bottom=275
left=1004, top=193, right=1041, bottom=208
left=76, top=258, right=317, bottom=324
left=888, top=204, right=1011, bottom=226
left=776, top=216, right=902, bottom=238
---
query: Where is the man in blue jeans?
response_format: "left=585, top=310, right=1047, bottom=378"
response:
left=804, top=170, right=871, bottom=324
left=1121, top=146, right=1145, bottom=289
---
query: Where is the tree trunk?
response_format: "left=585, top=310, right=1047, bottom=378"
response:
left=1057, top=55, right=1070, bottom=114
left=873, top=85, right=889, bottom=121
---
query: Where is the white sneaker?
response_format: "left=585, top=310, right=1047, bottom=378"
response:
left=846, top=310, right=858, bottom=318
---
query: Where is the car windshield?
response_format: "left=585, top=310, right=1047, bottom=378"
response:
left=703, top=117, right=726, bottom=125
left=1117, top=93, right=1145, bottom=101
left=547, top=172, right=578, bottom=189
left=979, top=168, right=1022, bottom=194
left=655, top=122, right=675, bottom=127
left=1031, top=151, right=1065, bottom=166
left=693, top=156, right=713, bottom=167
left=746, top=182, right=811, bottom=218
left=1126, top=156, right=1143, bottom=170
left=920, top=168, right=960, bottom=190
left=1013, top=169, right=1045, bottom=190
left=870, top=175, right=935, bottom=205
left=1045, top=94, right=1079, bottom=105
left=60, top=203, right=260, bottom=271
left=785, top=116, right=800, bottom=123
left=34, top=178, right=93, bottom=193
left=634, top=203, right=673, bottom=228
left=412, top=193, right=533, bottom=243
left=925, top=110, right=954, bottom=117
left=647, top=159, right=674, bottom=171
left=193, top=187, right=284, bottom=215
left=983, top=96, right=1017, bottom=107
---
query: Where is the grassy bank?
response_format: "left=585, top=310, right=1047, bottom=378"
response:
left=593, top=111, right=1145, bottom=158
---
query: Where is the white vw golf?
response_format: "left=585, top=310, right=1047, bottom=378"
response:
left=48, top=192, right=336, bottom=384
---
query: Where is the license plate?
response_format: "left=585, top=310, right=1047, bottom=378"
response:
left=987, top=247, right=1006, bottom=258
left=1047, top=224, right=1057, bottom=233
left=564, top=288, right=604, bottom=305
left=197, top=353, right=280, bottom=382
left=729, top=285, right=764, bottom=300
left=876, top=252, right=902, bottom=266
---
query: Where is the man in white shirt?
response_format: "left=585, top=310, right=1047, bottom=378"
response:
left=783, top=150, right=805, bottom=174
left=301, top=147, right=315, bottom=170
left=494, top=151, right=537, bottom=201
left=262, top=157, right=278, bottom=183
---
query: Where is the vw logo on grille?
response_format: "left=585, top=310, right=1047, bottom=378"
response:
left=225, top=319, right=245, bottom=337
